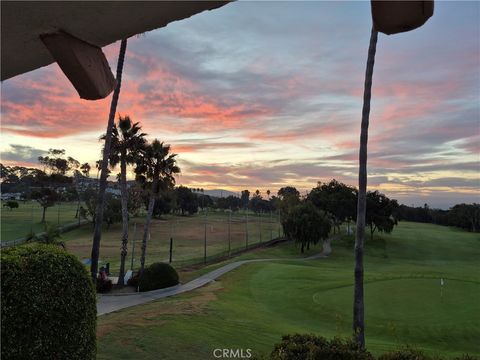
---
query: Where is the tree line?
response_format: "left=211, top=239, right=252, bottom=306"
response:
left=395, top=203, right=479, bottom=232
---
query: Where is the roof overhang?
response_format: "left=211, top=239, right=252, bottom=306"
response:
left=1, top=1, right=229, bottom=81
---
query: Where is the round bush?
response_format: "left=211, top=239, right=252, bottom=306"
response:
left=266, top=334, right=374, bottom=360
left=1, top=245, right=96, bottom=359
left=139, top=262, right=179, bottom=292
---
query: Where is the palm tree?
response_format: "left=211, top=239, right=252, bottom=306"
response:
left=80, top=163, right=91, bottom=178
left=103, top=115, right=146, bottom=286
left=135, top=140, right=180, bottom=275
left=90, top=38, right=128, bottom=283
left=95, top=160, right=102, bottom=180
left=353, top=28, right=378, bottom=349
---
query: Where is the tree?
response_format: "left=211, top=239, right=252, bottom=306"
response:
left=278, top=186, right=300, bottom=200
left=198, top=194, right=213, bottom=209
left=216, top=195, right=241, bottom=211
left=31, top=188, right=58, bottom=223
left=448, top=203, right=480, bottom=232
left=31, top=224, right=65, bottom=249
left=240, top=190, right=250, bottom=209
left=80, top=163, right=91, bottom=178
left=353, top=28, right=378, bottom=347
left=80, top=189, right=121, bottom=229
left=3, top=200, right=19, bottom=211
left=90, top=38, right=128, bottom=283
left=127, top=183, right=145, bottom=217
left=282, top=202, right=331, bottom=253
left=366, top=191, right=398, bottom=240
left=104, top=115, right=146, bottom=286
left=135, top=140, right=180, bottom=275
left=37, top=149, right=78, bottom=176
left=277, top=186, right=301, bottom=220
left=151, top=188, right=177, bottom=217
left=308, top=179, right=357, bottom=233
left=175, top=186, right=198, bottom=215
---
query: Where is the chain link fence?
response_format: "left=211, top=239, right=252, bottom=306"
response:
left=1, top=201, right=284, bottom=273
left=1, top=201, right=84, bottom=247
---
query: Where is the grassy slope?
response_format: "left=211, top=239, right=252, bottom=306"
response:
left=97, top=222, right=480, bottom=359
left=1, top=201, right=80, bottom=242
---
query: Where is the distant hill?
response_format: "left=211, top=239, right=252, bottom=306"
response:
left=203, top=189, right=239, bottom=198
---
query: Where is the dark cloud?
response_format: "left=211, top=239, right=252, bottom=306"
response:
left=1, top=144, right=46, bottom=164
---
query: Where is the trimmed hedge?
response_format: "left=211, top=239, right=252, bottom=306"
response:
left=1, top=245, right=96, bottom=359
left=139, top=262, right=179, bottom=292
left=379, top=348, right=478, bottom=360
left=262, top=336, right=477, bottom=360
left=266, top=334, right=374, bottom=360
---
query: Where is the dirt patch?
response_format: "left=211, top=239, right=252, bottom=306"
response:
left=97, top=281, right=223, bottom=338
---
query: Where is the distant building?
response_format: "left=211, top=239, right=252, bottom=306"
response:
left=1, top=193, right=22, bottom=200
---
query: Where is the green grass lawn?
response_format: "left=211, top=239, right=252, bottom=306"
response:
left=97, top=222, right=480, bottom=359
left=61, top=211, right=281, bottom=273
left=1, top=201, right=81, bottom=242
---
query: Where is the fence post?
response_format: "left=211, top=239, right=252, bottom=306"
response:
left=169, top=237, right=173, bottom=263
left=204, top=208, right=207, bottom=264
left=278, top=210, right=281, bottom=237
left=258, top=211, right=262, bottom=243
left=30, top=202, right=34, bottom=233
left=228, top=210, right=231, bottom=257
left=270, top=210, right=273, bottom=240
left=130, top=222, right=137, bottom=270
left=245, top=210, right=249, bottom=249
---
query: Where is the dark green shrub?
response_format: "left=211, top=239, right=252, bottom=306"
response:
left=139, top=262, right=179, bottom=292
left=127, top=272, right=140, bottom=288
left=265, top=334, right=374, bottom=360
left=1, top=245, right=96, bottom=359
left=96, top=277, right=113, bottom=293
left=378, top=347, right=433, bottom=360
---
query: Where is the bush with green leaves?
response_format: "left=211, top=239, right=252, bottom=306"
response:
left=265, top=334, right=374, bottom=360
left=379, top=348, right=478, bottom=360
left=1, top=245, right=96, bottom=359
left=3, top=200, right=19, bottom=210
left=139, top=262, right=179, bottom=292
left=378, top=347, right=432, bottom=360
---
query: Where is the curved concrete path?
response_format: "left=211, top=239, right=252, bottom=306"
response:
left=97, top=239, right=332, bottom=316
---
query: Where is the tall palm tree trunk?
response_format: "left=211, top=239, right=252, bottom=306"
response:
left=140, top=190, right=156, bottom=275
left=118, top=153, right=129, bottom=286
left=90, top=38, right=128, bottom=283
left=353, top=28, right=378, bottom=349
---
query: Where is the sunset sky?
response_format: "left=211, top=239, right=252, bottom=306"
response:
left=1, top=1, right=479, bottom=209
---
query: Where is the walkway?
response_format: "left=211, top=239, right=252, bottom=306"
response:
left=97, top=241, right=331, bottom=316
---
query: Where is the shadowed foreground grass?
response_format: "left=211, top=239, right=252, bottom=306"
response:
left=97, top=222, right=480, bottom=359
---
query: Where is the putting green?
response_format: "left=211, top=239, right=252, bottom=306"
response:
left=315, top=278, right=480, bottom=325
